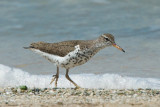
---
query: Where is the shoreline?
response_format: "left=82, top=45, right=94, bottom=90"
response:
left=0, top=87, right=160, bottom=107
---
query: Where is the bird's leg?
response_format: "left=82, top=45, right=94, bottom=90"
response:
left=50, top=66, right=59, bottom=87
left=65, top=69, right=80, bottom=89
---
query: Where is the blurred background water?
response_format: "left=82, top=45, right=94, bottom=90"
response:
left=0, top=0, right=160, bottom=78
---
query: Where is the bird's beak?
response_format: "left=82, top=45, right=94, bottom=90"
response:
left=112, top=43, right=125, bottom=53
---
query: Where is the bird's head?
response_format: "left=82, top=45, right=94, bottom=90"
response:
left=100, top=33, right=125, bottom=53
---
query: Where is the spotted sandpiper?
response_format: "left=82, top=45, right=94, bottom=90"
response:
left=24, top=33, right=125, bottom=89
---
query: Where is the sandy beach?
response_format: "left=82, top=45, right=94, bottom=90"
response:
left=0, top=87, right=160, bottom=107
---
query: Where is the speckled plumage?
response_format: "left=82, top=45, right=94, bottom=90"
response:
left=24, top=33, right=124, bottom=88
left=31, top=44, right=99, bottom=69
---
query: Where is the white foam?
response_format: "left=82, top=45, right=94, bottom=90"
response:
left=0, top=64, right=160, bottom=89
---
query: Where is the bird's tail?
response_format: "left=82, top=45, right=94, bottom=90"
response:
left=23, top=42, right=44, bottom=49
left=23, top=47, right=31, bottom=49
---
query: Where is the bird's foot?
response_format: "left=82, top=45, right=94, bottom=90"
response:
left=50, top=74, right=59, bottom=87
left=74, top=86, right=81, bottom=90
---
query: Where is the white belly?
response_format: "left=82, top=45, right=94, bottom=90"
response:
left=31, top=45, right=96, bottom=69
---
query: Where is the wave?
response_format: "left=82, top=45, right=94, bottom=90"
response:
left=0, top=64, right=160, bottom=89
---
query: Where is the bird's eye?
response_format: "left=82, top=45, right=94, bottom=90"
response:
left=105, top=38, right=110, bottom=41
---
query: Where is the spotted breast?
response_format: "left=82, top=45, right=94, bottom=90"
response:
left=60, top=45, right=98, bottom=69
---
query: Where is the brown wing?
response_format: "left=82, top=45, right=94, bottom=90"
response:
left=29, top=40, right=93, bottom=57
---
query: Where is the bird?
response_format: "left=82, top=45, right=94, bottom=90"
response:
left=24, top=33, right=125, bottom=89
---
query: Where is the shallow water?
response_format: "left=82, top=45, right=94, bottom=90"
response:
left=0, top=0, right=160, bottom=84
left=0, top=64, right=160, bottom=89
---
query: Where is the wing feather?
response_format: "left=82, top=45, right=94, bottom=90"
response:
left=29, top=41, right=79, bottom=57
left=27, top=40, right=94, bottom=57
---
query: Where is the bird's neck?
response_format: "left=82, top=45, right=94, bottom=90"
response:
left=92, top=39, right=107, bottom=49
left=85, top=39, right=107, bottom=54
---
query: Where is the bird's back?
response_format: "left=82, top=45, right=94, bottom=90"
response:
left=28, top=40, right=94, bottom=57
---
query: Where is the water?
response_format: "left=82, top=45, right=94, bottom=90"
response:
left=1, top=64, right=160, bottom=89
left=0, top=0, right=160, bottom=88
